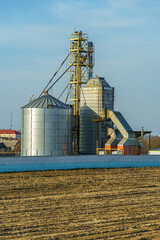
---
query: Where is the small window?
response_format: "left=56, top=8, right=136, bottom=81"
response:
left=47, top=105, right=54, bottom=109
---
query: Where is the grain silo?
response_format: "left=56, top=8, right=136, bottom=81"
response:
left=79, top=77, right=114, bottom=154
left=80, top=77, right=140, bottom=155
left=21, top=94, right=73, bottom=156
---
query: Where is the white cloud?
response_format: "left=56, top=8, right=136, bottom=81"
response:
left=50, top=0, right=142, bottom=28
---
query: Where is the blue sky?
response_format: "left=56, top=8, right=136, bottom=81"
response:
left=0, top=0, right=160, bottom=135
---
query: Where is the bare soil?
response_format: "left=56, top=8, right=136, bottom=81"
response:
left=0, top=167, right=160, bottom=239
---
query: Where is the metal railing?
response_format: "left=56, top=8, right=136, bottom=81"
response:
left=91, top=114, right=102, bottom=122
left=96, top=147, right=124, bottom=155
left=0, top=152, right=21, bottom=157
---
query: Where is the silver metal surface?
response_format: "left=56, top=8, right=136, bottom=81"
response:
left=22, top=94, right=70, bottom=109
left=79, top=105, right=96, bottom=154
left=21, top=95, right=73, bottom=156
left=79, top=78, right=114, bottom=154
left=105, top=110, right=140, bottom=150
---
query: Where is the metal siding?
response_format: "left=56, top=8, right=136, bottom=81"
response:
left=22, top=94, right=71, bottom=109
left=79, top=105, right=96, bottom=154
left=80, top=78, right=114, bottom=154
left=21, top=102, right=73, bottom=156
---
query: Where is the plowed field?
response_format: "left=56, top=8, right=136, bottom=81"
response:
left=1, top=167, right=160, bottom=239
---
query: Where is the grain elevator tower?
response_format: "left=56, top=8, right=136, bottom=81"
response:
left=69, top=31, right=94, bottom=154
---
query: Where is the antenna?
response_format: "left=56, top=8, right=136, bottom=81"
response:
left=11, top=112, right=12, bottom=130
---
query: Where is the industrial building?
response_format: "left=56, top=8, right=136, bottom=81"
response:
left=0, top=129, right=21, bottom=139
left=0, top=129, right=20, bottom=154
left=79, top=77, right=114, bottom=154
left=21, top=94, right=72, bottom=156
left=21, top=31, right=141, bottom=156
left=148, top=149, right=160, bottom=155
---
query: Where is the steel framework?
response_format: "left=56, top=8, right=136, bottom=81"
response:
left=69, top=31, right=94, bottom=154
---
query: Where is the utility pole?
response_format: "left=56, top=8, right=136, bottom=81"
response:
left=11, top=112, right=12, bottom=130
left=141, top=127, right=144, bottom=154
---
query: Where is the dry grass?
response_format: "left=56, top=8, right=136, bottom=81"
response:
left=0, top=167, right=160, bottom=239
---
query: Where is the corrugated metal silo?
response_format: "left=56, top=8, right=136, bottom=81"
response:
left=21, top=94, right=73, bottom=156
left=79, top=77, right=114, bottom=154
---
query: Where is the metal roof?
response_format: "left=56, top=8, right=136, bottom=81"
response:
left=22, top=94, right=71, bottom=109
left=0, top=130, right=20, bottom=135
left=99, top=77, right=111, bottom=88
left=84, top=77, right=112, bottom=88
left=113, top=111, right=133, bottom=132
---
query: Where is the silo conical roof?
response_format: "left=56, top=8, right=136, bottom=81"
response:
left=84, top=77, right=112, bottom=88
left=22, top=94, right=71, bottom=109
